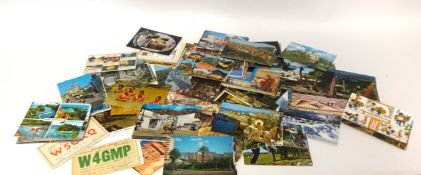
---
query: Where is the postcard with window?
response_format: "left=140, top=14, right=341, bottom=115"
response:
left=198, top=30, right=249, bottom=51
left=127, top=27, right=182, bottom=55
left=15, top=102, right=91, bottom=144
left=221, top=38, right=277, bottom=66
left=175, top=43, right=221, bottom=76
left=280, top=42, right=336, bottom=71
left=133, top=140, right=166, bottom=175
left=84, top=52, right=138, bottom=73
left=334, top=70, right=379, bottom=101
left=58, top=74, right=106, bottom=108
left=163, top=136, right=237, bottom=175
left=342, top=93, right=414, bottom=149
left=137, top=42, right=186, bottom=65
left=132, top=104, right=202, bottom=140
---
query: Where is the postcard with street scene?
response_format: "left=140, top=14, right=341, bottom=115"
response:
left=341, top=93, right=414, bottom=149
left=175, top=43, right=221, bottom=76
left=334, top=70, right=379, bottom=101
left=134, top=140, right=167, bottom=175
left=84, top=52, right=137, bottom=73
left=280, top=42, right=336, bottom=71
left=132, top=104, right=203, bottom=140
left=15, top=102, right=91, bottom=143
left=221, top=38, right=277, bottom=66
left=137, top=42, right=186, bottom=65
left=163, top=136, right=237, bottom=175
left=92, top=109, right=138, bottom=133
left=178, top=77, right=223, bottom=102
left=198, top=30, right=249, bottom=51
left=58, top=74, right=106, bottom=108
left=127, top=27, right=182, bottom=55
left=212, top=102, right=282, bottom=150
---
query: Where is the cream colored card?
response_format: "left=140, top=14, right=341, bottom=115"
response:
left=38, top=118, right=109, bottom=169
left=72, top=138, right=143, bottom=175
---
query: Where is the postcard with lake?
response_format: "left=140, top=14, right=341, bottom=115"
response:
left=163, top=136, right=237, bottom=175
left=198, top=30, right=249, bottom=51
left=221, top=38, right=277, bottom=66
left=280, top=42, right=336, bottom=71
left=58, top=74, right=106, bottom=108
left=334, top=70, right=379, bottom=101
left=342, top=93, right=414, bottom=149
left=15, top=102, right=91, bottom=143
left=84, top=52, right=137, bottom=73
left=127, top=27, right=182, bottom=55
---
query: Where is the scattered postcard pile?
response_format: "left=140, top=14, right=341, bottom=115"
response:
left=14, top=27, right=414, bottom=175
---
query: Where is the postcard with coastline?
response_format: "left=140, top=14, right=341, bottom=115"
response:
left=163, top=136, right=237, bottom=175
left=280, top=42, right=336, bottom=71
left=334, top=70, right=379, bottom=101
left=221, top=38, right=277, bottom=66
left=342, top=93, right=414, bottom=149
left=58, top=74, right=106, bottom=108
left=132, top=104, right=202, bottom=140
left=198, top=30, right=249, bottom=51
left=84, top=52, right=137, bottom=73
left=137, top=42, right=186, bottom=65
left=15, top=102, right=91, bottom=144
left=127, top=27, right=182, bottom=55
left=133, top=140, right=167, bottom=175
left=175, top=43, right=221, bottom=76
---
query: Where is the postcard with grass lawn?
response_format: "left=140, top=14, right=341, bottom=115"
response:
left=132, top=104, right=202, bottom=140
left=280, top=42, right=336, bottom=71
left=92, top=108, right=138, bottom=134
left=137, top=42, right=186, bottom=65
left=334, top=70, right=379, bottom=101
left=127, top=27, right=182, bottom=55
left=342, top=93, right=414, bottom=149
left=133, top=140, right=167, bottom=175
left=178, top=77, right=223, bottom=102
left=164, top=136, right=237, bottom=175
left=84, top=52, right=137, bottom=73
left=212, top=102, right=282, bottom=150
left=175, top=43, right=221, bottom=76
left=221, top=38, right=277, bottom=66
left=15, top=102, right=91, bottom=143
left=198, top=30, right=249, bottom=51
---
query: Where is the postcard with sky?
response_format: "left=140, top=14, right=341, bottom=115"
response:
left=127, top=27, right=182, bottom=55
left=334, top=70, right=379, bottom=101
left=198, top=30, right=249, bottom=51
left=84, top=52, right=137, bottom=73
left=280, top=42, right=336, bottom=71
left=221, top=38, right=277, bottom=66
left=164, top=136, right=237, bottom=175
left=175, top=43, right=222, bottom=76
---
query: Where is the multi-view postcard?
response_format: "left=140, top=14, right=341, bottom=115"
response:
left=15, top=102, right=91, bottom=143
left=127, top=27, right=182, bottom=55
left=334, top=70, right=379, bottom=101
left=342, top=93, right=414, bottom=149
left=163, top=136, right=237, bottom=175
left=192, top=54, right=236, bottom=81
left=133, top=140, right=167, bottom=175
left=198, top=30, right=249, bottom=51
left=132, top=104, right=202, bottom=140
left=84, top=52, right=138, bottom=73
left=137, top=42, right=186, bottom=65
left=221, top=38, right=277, bottom=66
left=175, top=43, right=221, bottom=76
left=280, top=42, right=336, bottom=71
left=57, top=74, right=106, bottom=107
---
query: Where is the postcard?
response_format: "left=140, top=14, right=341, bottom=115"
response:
left=58, top=74, right=106, bottom=107
left=178, top=77, right=223, bottom=102
left=149, top=64, right=173, bottom=86
left=133, top=140, right=166, bottom=175
left=164, top=70, right=193, bottom=91
left=214, top=88, right=265, bottom=108
left=104, top=83, right=169, bottom=108
left=38, top=118, right=109, bottom=169
left=192, top=55, right=236, bottom=81
left=163, top=136, right=237, bottom=175
left=213, top=102, right=282, bottom=149
left=137, top=42, right=186, bottom=65
left=243, top=145, right=312, bottom=166
left=341, top=93, right=414, bottom=149
left=167, top=92, right=220, bottom=113
left=132, top=104, right=202, bottom=140
left=222, top=67, right=282, bottom=96
left=334, top=70, right=379, bottom=100
left=84, top=52, right=138, bottom=73
left=221, top=38, right=277, bottom=66
left=15, top=102, right=91, bottom=143
left=175, top=43, right=221, bottom=76
left=198, top=30, right=249, bottom=51
left=93, top=107, right=138, bottom=133
left=288, top=92, right=348, bottom=116
left=72, top=138, right=143, bottom=175
left=127, top=27, right=182, bottom=55
left=280, top=42, right=336, bottom=71
left=229, top=61, right=246, bottom=78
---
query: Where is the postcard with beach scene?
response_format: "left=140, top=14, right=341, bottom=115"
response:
left=134, top=140, right=167, bottom=175
left=342, top=93, right=414, bottom=149
left=137, top=42, right=186, bottom=65
left=198, top=30, right=249, bottom=51
left=334, top=70, right=379, bottom=101
left=132, top=104, right=202, bottom=140
left=58, top=74, right=106, bottom=108
left=84, top=52, right=137, bottom=73
left=15, top=102, right=91, bottom=143
left=163, top=136, right=236, bottom=175
left=127, top=27, right=182, bottom=55
left=221, top=38, right=277, bottom=66
left=280, top=42, right=336, bottom=71
left=175, top=43, right=221, bottom=76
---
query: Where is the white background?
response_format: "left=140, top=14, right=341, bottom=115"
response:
left=1, top=0, right=421, bottom=175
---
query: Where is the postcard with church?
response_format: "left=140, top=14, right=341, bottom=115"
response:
left=342, top=93, right=414, bottom=149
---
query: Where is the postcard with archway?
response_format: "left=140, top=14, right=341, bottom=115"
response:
left=15, top=102, right=91, bottom=144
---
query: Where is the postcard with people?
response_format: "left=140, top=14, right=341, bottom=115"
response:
left=212, top=102, right=282, bottom=150
left=178, top=77, right=223, bottom=102
left=133, top=140, right=166, bottom=175
left=221, top=38, right=277, bottom=66
left=84, top=52, right=138, bottom=73
left=38, top=118, right=109, bottom=169
left=137, top=42, right=186, bottom=65
left=222, top=67, right=282, bottom=96
left=127, top=27, right=182, bottom=55
left=132, top=104, right=202, bottom=140
left=334, top=70, right=379, bottom=101
left=15, top=102, right=91, bottom=144
left=57, top=73, right=106, bottom=108
left=163, top=136, right=237, bottom=175
left=198, top=30, right=249, bottom=51
left=92, top=109, right=138, bottom=134
left=175, top=43, right=221, bottom=76
left=342, top=93, right=414, bottom=149
left=280, top=42, right=336, bottom=71
left=104, top=83, right=169, bottom=108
